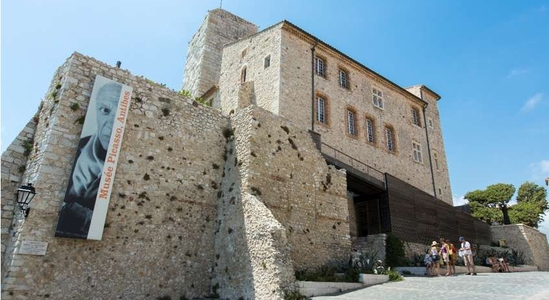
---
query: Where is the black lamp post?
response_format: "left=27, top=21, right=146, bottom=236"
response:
left=16, top=183, right=36, bottom=218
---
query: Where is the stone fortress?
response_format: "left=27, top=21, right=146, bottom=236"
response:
left=2, top=8, right=548, bottom=300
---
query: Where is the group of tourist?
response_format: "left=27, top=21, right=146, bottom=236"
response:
left=424, top=236, right=477, bottom=276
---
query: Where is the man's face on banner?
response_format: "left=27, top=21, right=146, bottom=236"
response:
left=96, top=84, right=121, bottom=149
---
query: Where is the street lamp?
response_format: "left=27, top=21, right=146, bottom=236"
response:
left=16, top=183, right=36, bottom=218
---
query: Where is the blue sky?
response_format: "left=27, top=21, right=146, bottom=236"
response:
left=2, top=1, right=548, bottom=235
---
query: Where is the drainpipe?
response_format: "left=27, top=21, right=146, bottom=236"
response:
left=421, top=90, right=437, bottom=199
left=311, top=40, right=318, bottom=132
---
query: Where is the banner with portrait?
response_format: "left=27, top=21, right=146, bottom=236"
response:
left=55, top=75, right=132, bottom=240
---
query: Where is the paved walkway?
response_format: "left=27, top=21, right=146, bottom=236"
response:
left=311, top=272, right=549, bottom=300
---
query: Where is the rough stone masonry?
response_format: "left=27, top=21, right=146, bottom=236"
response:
left=1, top=51, right=351, bottom=300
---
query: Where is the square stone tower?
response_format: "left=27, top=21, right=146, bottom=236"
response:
left=182, top=9, right=258, bottom=98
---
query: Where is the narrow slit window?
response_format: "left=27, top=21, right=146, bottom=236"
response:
left=264, top=55, right=271, bottom=68
left=347, top=110, right=357, bottom=136
left=412, top=141, right=422, bottom=163
left=386, top=127, right=395, bottom=151
left=434, top=152, right=440, bottom=171
left=366, top=118, right=375, bottom=143
left=412, top=107, right=420, bottom=126
left=317, top=97, right=326, bottom=124
left=339, top=69, right=349, bottom=89
left=241, top=66, right=247, bottom=82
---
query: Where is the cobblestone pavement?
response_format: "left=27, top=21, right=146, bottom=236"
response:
left=311, top=272, right=549, bottom=300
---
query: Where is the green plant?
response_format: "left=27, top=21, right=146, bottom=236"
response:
left=50, top=91, right=58, bottom=99
left=507, top=249, right=525, bottom=266
left=351, top=250, right=379, bottom=272
left=22, top=139, right=34, bottom=156
left=385, top=234, right=406, bottom=267
left=179, top=90, right=192, bottom=97
left=284, top=290, right=307, bottom=300
left=386, top=268, right=403, bottom=281
left=69, top=103, right=80, bottom=111
left=75, top=116, right=85, bottom=125
left=55, top=83, right=62, bottom=89
left=194, top=97, right=211, bottom=107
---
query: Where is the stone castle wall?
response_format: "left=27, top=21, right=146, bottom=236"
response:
left=219, top=23, right=282, bottom=115
left=406, top=86, right=453, bottom=203
left=183, top=9, right=258, bottom=98
left=1, top=120, right=37, bottom=272
left=1, top=52, right=229, bottom=299
left=491, top=224, right=549, bottom=271
left=2, top=52, right=356, bottom=299
left=238, top=106, right=351, bottom=270
left=278, top=27, right=453, bottom=205
left=218, top=23, right=453, bottom=205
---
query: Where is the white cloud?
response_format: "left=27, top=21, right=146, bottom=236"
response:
left=520, top=93, right=543, bottom=112
left=452, top=195, right=468, bottom=206
left=507, top=68, right=529, bottom=78
left=530, top=160, right=549, bottom=181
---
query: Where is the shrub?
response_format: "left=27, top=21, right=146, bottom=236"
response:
left=386, top=269, right=403, bottom=282
left=284, top=290, right=307, bottom=300
left=385, top=234, right=406, bottom=267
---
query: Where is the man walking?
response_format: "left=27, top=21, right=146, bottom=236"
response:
left=459, top=236, right=477, bottom=275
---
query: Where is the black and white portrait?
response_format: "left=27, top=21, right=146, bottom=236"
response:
left=56, top=76, right=127, bottom=239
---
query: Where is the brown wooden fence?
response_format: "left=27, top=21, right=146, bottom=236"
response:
left=386, top=174, right=491, bottom=246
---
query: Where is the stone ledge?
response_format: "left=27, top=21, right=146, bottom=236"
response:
left=297, top=274, right=389, bottom=297
left=395, top=265, right=539, bottom=275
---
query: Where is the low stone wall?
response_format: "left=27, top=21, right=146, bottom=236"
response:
left=353, top=234, right=386, bottom=262
left=491, top=224, right=549, bottom=271
left=298, top=274, right=389, bottom=297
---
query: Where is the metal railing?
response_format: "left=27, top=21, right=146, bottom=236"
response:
left=320, top=142, right=386, bottom=188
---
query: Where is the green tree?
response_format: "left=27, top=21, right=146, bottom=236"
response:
left=464, top=183, right=515, bottom=224
left=509, top=182, right=548, bottom=228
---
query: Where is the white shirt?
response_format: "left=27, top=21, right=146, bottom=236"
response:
left=461, top=241, right=472, bottom=255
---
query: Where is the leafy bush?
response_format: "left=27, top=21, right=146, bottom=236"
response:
left=386, top=269, right=403, bottom=282
left=284, top=290, right=307, bottom=300
left=508, top=249, right=525, bottom=266
left=385, top=234, right=406, bottom=267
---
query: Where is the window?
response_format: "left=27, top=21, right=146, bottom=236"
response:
left=347, top=109, right=357, bottom=136
left=315, top=56, right=326, bottom=77
left=373, top=88, right=384, bottom=109
left=433, top=152, right=440, bottom=171
left=264, top=55, right=271, bottom=68
left=412, top=141, right=423, bottom=163
left=366, top=118, right=375, bottom=143
left=385, top=126, right=395, bottom=152
left=412, top=107, right=421, bottom=126
left=316, top=96, right=326, bottom=124
left=428, top=118, right=434, bottom=129
left=241, top=66, right=247, bottom=82
left=339, top=69, right=349, bottom=89
left=438, top=188, right=443, bottom=196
